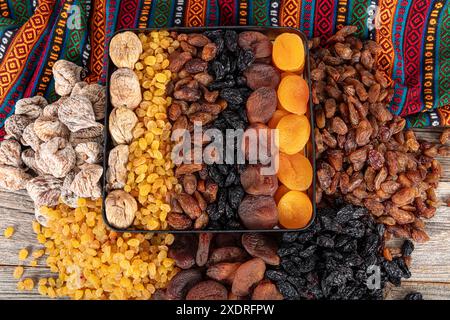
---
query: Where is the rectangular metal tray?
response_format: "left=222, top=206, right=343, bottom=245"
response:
left=102, top=26, right=316, bottom=234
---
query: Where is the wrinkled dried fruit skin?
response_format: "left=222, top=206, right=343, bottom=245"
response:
left=242, top=233, right=280, bottom=265
left=4, top=115, right=33, bottom=141
left=232, top=258, right=266, bottom=297
left=106, top=144, right=129, bottom=190
left=71, top=82, right=106, bottom=120
left=26, top=175, right=63, bottom=208
left=243, top=64, right=280, bottom=90
left=252, top=280, right=284, bottom=300
left=109, top=31, right=143, bottom=69
left=177, top=193, right=202, bottom=219
left=169, top=235, right=197, bottom=269
left=196, top=233, right=213, bottom=267
left=105, top=190, right=137, bottom=229
left=36, top=137, right=76, bottom=178
left=58, top=96, right=97, bottom=132
left=0, top=139, right=22, bottom=167
left=186, top=280, right=228, bottom=300
left=109, top=68, right=142, bottom=109
left=166, top=269, right=202, bottom=300
left=21, top=149, right=45, bottom=175
left=167, top=212, right=193, bottom=230
left=75, top=142, right=102, bottom=166
left=21, top=123, right=42, bottom=151
left=238, top=195, right=278, bottom=229
left=206, top=262, right=241, bottom=284
left=240, top=165, right=278, bottom=196
left=109, top=106, right=138, bottom=145
left=238, top=31, right=272, bottom=59
left=70, top=164, right=103, bottom=198
left=14, top=96, right=47, bottom=119
left=246, top=87, right=277, bottom=124
left=207, top=247, right=249, bottom=266
left=60, top=171, right=78, bottom=208
left=34, top=116, right=70, bottom=142
left=53, top=60, right=82, bottom=96
left=0, top=164, right=32, bottom=191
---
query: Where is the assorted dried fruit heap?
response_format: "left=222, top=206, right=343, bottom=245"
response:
left=310, top=26, right=442, bottom=242
left=271, top=202, right=413, bottom=300
left=164, top=30, right=315, bottom=231
left=157, top=233, right=283, bottom=300
left=0, top=60, right=106, bottom=225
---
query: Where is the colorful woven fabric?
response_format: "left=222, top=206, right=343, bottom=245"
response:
left=0, top=0, right=449, bottom=139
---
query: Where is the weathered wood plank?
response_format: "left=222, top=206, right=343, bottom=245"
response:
left=0, top=266, right=57, bottom=300
left=386, top=281, right=450, bottom=300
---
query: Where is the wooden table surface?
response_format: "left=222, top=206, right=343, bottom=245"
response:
left=0, top=128, right=448, bottom=300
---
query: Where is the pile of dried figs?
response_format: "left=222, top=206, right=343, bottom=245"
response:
left=155, top=232, right=283, bottom=300
left=311, top=26, right=443, bottom=241
left=0, top=60, right=106, bottom=225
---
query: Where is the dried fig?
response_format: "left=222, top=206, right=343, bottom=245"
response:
left=75, top=142, right=102, bottom=165
left=71, top=82, right=106, bottom=120
left=0, top=139, right=22, bottom=167
left=21, top=123, right=42, bottom=151
left=26, top=175, right=63, bottom=208
left=21, top=149, right=45, bottom=175
left=0, top=164, right=32, bottom=191
left=52, top=60, right=82, bottom=96
left=109, top=68, right=142, bottom=109
left=109, top=31, right=143, bottom=69
left=109, top=106, right=138, bottom=145
left=58, top=96, right=97, bottom=132
left=35, top=137, right=76, bottom=178
left=34, top=116, right=70, bottom=141
left=4, top=115, right=32, bottom=140
left=106, top=144, right=129, bottom=190
left=70, top=164, right=103, bottom=198
left=60, top=171, right=79, bottom=208
left=105, top=190, right=137, bottom=229
left=14, top=96, right=47, bottom=119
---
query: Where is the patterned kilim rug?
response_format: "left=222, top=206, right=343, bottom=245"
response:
left=0, top=0, right=449, bottom=139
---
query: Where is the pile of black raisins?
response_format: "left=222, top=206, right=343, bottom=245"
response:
left=203, top=30, right=253, bottom=229
left=267, top=202, right=413, bottom=300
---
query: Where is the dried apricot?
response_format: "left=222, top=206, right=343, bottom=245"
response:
left=278, top=191, right=312, bottom=229
left=273, top=33, right=305, bottom=72
left=268, top=109, right=289, bottom=129
left=277, top=75, right=309, bottom=115
left=277, top=152, right=313, bottom=191
left=246, top=87, right=277, bottom=124
left=276, top=114, right=310, bottom=154
left=274, top=184, right=290, bottom=204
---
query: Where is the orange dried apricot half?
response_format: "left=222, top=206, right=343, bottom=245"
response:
left=277, top=75, right=309, bottom=115
left=278, top=191, right=312, bottom=229
left=272, top=33, right=305, bottom=73
left=276, top=114, right=310, bottom=155
left=268, top=109, right=290, bottom=129
left=277, top=152, right=312, bottom=191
